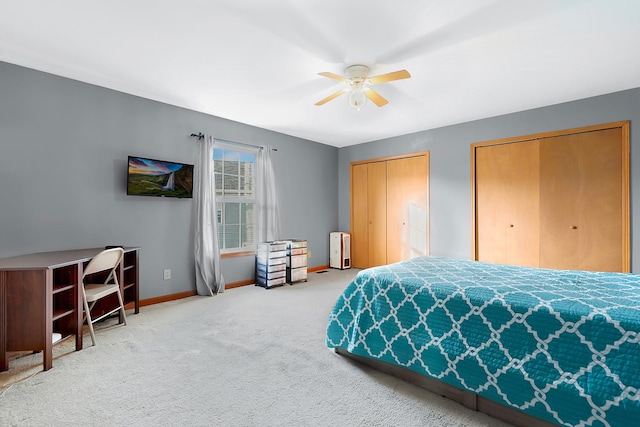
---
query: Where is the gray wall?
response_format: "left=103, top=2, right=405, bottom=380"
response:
left=338, top=88, right=640, bottom=271
left=0, top=62, right=338, bottom=299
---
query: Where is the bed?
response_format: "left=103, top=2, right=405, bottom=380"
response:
left=326, top=256, right=640, bottom=427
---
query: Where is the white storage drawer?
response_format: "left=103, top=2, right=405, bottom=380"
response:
left=256, top=270, right=286, bottom=280
left=256, top=249, right=287, bottom=259
left=256, top=254, right=287, bottom=265
left=257, top=241, right=288, bottom=252
left=287, top=254, right=307, bottom=269
left=287, top=267, right=307, bottom=283
left=288, top=240, right=307, bottom=249
left=256, top=262, right=286, bottom=273
left=255, top=276, right=287, bottom=288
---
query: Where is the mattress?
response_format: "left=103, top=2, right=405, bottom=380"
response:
left=326, top=256, right=640, bottom=427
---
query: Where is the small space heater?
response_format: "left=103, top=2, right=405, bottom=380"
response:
left=330, top=232, right=351, bottom=269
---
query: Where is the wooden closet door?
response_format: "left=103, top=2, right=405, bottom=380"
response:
left=351, top=164, right=369, bottom=268
left=367, top=161, right=387, bottom=268
left=539, top=128, right=624, bottom=272
left=504, top=141, right=540, bottom=266
left=475, top=144, right=508, bottom=263
left=386, top=156, right=429, bottom=264
left=475, top=141, right=539, bottom=266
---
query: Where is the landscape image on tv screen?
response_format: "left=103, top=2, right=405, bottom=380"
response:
left=127, top=156, right=194, bottom=198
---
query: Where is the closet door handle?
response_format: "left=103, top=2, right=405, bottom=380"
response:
left=509, top=224, right=514, bottom=228
left=570, top=225, right=578, bottom=229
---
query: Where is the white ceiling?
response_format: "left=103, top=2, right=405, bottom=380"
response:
left=2, top=0, right=640, bottom=148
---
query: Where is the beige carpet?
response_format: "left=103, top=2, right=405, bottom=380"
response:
left=0, top=269, right=512, bottom=427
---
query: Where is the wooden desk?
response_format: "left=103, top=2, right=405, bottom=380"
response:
left=0, top=247, right=140, bottom=372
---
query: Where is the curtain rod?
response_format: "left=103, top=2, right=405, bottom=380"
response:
left=189, top=132, right=276, bottom=151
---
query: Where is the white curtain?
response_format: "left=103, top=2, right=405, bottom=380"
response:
left=256, top=146, right=280, bottom=242
left=194, top=134, right=225, bottom=295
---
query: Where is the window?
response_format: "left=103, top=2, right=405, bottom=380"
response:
left=213, top=146, right=256, bottom=253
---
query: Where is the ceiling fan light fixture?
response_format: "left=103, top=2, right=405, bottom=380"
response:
left=348, top=86, right=367, bottom=111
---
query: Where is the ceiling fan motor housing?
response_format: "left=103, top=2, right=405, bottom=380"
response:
left=345, top=65, right=370, bottom=87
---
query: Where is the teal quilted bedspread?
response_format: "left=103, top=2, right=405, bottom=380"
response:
left=325, top=257, right=640, bottom=427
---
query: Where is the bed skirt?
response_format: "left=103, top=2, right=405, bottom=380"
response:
left=334, top=348, right=557, bottom=427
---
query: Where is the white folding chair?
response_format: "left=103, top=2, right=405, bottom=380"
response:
left=82, top=247, right=127, bottom=346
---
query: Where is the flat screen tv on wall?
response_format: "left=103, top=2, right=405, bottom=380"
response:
left=127, top=156, right=194, bottom=198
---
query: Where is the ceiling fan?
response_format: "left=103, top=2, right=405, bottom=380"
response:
left=315, top=65, right=411, bottom=110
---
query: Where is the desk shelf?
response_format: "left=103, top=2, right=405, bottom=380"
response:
left=52, top=308, right=75, bottom=322
left=122, top=250, right=139, bottom=314
left=52, top=264, right=79, bottom=341
left=53, top=284, right=75, bottom=294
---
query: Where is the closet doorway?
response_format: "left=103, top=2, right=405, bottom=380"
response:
left=351, top=151, right=430, bottom=269
left=471, top=121, right=630, bottom=272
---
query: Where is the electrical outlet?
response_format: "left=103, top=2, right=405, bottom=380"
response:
left=308, top=251, right=312, bottom=259
left=163, top=269, right=171, bottom=280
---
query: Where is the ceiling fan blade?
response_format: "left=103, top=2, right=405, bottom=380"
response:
left=364, top=88, right=388, bottom=107
left=315, top=88, right=348, bottom=106
left=318, top=72, right=348, bottom=82
left=368, top=69, right=411, bottom=85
